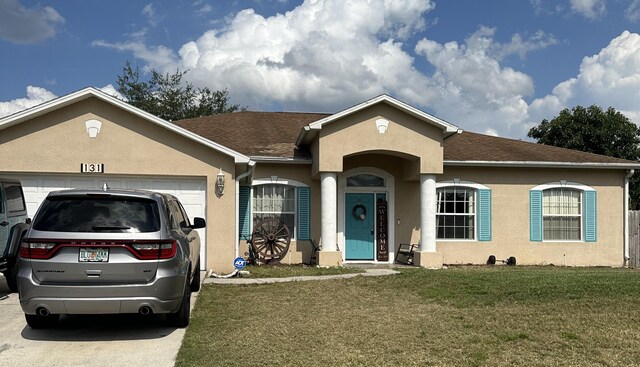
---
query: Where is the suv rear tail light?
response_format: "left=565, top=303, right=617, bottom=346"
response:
left=19, top=240, right=177, bottom=260
left=130, top=241, right=177, bottom=260
left=20, top=242, right=57, bottom=259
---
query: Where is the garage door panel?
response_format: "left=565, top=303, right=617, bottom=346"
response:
left=42, top=179, right=67, bottom=191
left=70, top=179, right=98, bottom=189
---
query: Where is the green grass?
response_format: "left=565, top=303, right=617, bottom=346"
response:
left=176, top=266, right=640, bottom=366
left=239, top=264, right=364, bottom=278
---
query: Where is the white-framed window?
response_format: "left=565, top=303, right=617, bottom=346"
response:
left=530, top=181, right=596, bottom=242
left=542, top=188, right=581, bottom=241
left=252, top=184, right=296, bottom=235
left=436, top=187, right=476, bottom=240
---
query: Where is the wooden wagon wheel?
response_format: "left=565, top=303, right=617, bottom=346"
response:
left=251, top=218, right=291, bottom=263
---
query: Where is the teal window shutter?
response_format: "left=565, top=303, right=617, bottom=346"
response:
left=239, top=186, right=251, bottom=239
left=478, top=189, right=492, bottom=241
left=297, top=187, right=310, bottom=240
left=584, top=191, right=597, bottom=242
left=530, top=190, right=543, bottom=242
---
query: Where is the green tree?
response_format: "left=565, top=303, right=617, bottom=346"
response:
left=116, top=61, right=243, bottom=121
left=528, top=105, right=640, bottom=208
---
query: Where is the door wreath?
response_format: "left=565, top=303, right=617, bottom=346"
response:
left=352, top=204, right=367, bottom=221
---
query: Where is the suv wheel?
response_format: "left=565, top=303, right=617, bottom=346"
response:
left=25, top=313, right=59, bottom=329
left=167, top=278, right=191, bottom=328
left=190, top=260, right=201, bottom=292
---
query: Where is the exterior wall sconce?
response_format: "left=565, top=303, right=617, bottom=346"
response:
left=375, top=118, right=389, bottom=134
left=85, top=119, right=102, bottom=138
left=216, top=170, right=225, bottom=196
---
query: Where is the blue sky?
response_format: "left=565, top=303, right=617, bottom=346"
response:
left=1, top=0, right=640, bottom=138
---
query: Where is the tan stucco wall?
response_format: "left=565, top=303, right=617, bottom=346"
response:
left=0, top=97, right=238, bottom=272
left=316, top=104, right=443, bottom=176
left=430, top=167, right=626, bottom=267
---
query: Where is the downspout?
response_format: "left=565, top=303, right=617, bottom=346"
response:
left=235, top=161, right=256, bottom=259
left=624, top=169, right=634, bottom=266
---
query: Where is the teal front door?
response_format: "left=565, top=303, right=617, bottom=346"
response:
left=345, top=193, right=375, bottom=260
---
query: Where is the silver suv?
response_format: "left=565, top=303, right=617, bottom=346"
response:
left=17, top=187, right=204, bottom=329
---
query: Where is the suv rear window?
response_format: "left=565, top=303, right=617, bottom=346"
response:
left=32, top=196, right=161, bottom=233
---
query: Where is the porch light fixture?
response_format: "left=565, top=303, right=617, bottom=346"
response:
left=216, top=170, right=225, bottom=196
left=375, top=118, right=389, bottom=134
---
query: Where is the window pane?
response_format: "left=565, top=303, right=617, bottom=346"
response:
left=3, top=183, right=26, bottom=213
left=543, top=188, right=581, bottom=240
left=347, top=174, right=385, bottom=187
left=436, top=186, right=476, bottom=240
left=252, top=184, right=297, bottom=237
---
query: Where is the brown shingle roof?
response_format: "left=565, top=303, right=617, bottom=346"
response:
left=173, top=111, right=330, bottom=159
left=174, top=112, right=638, bottom=166
left=444, top=131, right=636, bottom=165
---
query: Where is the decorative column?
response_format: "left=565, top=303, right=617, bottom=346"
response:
left=415, top=174, right=443, bottom=268
left=420, top=174, right=436, bottom=252
left=318, top=172, right=342, bottom=266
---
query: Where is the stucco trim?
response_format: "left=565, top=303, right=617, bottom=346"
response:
left=0, top=87, right=251, bottom=164
left=531, top=181, right=595, bottom=192
left=296, top=94, right=459, bottom=146
left=444, top=160, right=640, bottom=169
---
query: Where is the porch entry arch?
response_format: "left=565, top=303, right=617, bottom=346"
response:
left=338, top=167, right=395, bottom=263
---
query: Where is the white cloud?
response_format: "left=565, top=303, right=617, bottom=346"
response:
left=535, top=31, right=640, bottom=123
left=91, top=0, right=565, bottom=137
left=91, top=39, right=177, bottom=72
left=193, top=1, right=213, bottom=15
left=530, top=31, right=640, bottom=125
left=0, top=0, right=64, bottom=44
left=626, top=0, right=640, bottom=21
left=142, top=3, right=160, bottom=26
left=0, top=85, right=123, bottom=119
left=414, top=27, right=538, bottom=136
left=167, top=0, right=437, bottom=111
left=83, top=2, right=640, bottom=138
left=99, top=84, right=124, bottom=100
left=530, top=0, right=564, bottom=15
left=0, top=86, right=56, bottom=118
left=569, top=0, right=605, bottom=19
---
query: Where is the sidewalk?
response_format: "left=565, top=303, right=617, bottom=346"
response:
left=204, top=268, right=400, bottom=285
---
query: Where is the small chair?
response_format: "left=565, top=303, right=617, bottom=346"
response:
left=395, top=243, right=417, bottom=265
left=304, top=239, right=320, bottom=265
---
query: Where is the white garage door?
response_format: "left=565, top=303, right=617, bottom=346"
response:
left=12, top=174, right=207, bottom=270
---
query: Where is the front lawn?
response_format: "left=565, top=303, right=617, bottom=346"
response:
left=176, top=266, right=640, bottom=366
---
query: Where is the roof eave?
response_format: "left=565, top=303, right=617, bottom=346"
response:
left=250, top=156, right=312, bottom=164
left=295, top=95, right=459, bottom=147
left=0, top=87, right=251, bottom=164
left=306, top=94, right=459, bottom=132
left=444, top=160, right=640, bottom=169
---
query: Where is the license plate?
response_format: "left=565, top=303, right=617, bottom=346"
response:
left=79, top=248, right=109, bottom=262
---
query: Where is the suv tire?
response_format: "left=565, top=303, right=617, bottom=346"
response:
left=190, top=260, right=201, bottom=292
left=167, top=278, right=191, bottom=328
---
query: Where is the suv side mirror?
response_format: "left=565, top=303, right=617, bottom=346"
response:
left=191, top=217, right=206, bottom=229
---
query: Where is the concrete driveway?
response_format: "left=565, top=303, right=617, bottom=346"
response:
left=0, top=275, right=196, bottom=367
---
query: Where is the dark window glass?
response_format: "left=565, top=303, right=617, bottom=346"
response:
left=3, top=183, right=26, bottom=213
left=32, top=197, right=161, bottom=232
left=347, top=174, right=385, bottom=187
